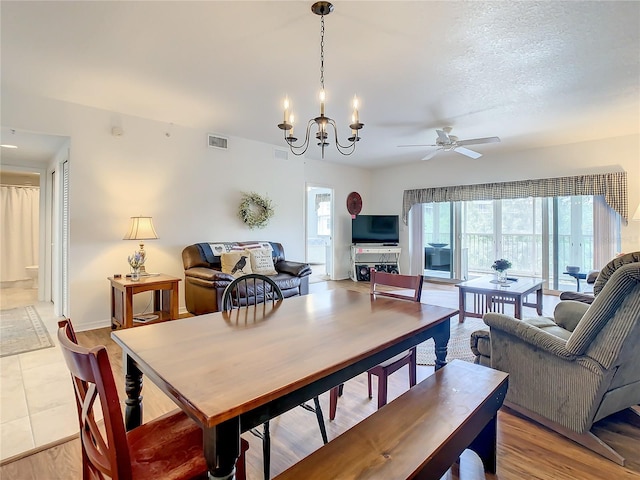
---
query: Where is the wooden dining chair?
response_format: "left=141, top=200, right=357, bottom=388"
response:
left=329, top=268, right=424, bottom=420
left=57, top=319, right=248, bottom=480
left=221, top=272, right=284, bottom=311
left=221, top=274, right=328, bottom=479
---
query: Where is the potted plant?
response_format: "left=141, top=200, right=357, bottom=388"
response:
left=491, top=258, right=512, bottom=283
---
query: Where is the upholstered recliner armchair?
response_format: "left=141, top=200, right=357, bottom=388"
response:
left=483, top=263, right=640, bottom=465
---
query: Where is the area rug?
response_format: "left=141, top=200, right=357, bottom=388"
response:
left=416, top=316, right=487, bottom=365
left=0, top=305, right=54, bottom=357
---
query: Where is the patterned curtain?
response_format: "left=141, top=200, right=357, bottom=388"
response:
left=402, top=172, right=628, bottom=225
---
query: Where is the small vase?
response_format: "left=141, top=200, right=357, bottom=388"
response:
left=496, top=270, right=507, bottom=283
left=131, top=267, right=140, bottom=281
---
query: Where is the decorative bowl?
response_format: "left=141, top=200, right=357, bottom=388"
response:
left=428, top=243, right=448, bottom=248
left=566, top=266, right=580, bottom=274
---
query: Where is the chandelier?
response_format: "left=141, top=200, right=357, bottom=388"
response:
left=277, top=1, right=364, bottom=159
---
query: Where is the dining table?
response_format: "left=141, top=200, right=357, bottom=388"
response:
left=111, top=288, right=458, bottom=479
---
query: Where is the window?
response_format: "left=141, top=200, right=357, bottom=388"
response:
left=420, top=195, right=618, bottom=291
left=317, top=198, right=331, bottom=236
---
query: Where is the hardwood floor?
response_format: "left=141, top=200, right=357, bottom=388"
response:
left=2, top=280, right=639, bottom=479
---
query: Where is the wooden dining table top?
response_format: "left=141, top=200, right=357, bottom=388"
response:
left=111, top=288, right=458, bottom=429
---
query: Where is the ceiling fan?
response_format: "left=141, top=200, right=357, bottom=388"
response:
left=398, top=127, right=500, bottom=160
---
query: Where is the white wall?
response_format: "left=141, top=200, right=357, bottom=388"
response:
left=369, top=135, right=640, bottom=273
left=2, top=91, right=370, bottom=330
left=4, top=88, right=636, bottom=328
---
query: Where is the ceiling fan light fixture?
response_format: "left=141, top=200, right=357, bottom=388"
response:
left=277, top=1, right=364, bottom=159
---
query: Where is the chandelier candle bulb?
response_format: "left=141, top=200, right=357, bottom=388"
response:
left=289, top=114, right=294, bottom=137
left=283, top=97, right=289, bottom=123
left=353, top=96, right=359, bottom=123
left=320, top=90, right=325, bottom=116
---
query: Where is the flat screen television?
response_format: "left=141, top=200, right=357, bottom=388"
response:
left=352, top=215, right=399, bottom=244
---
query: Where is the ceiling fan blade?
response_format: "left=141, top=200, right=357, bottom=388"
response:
left=397, top=144, right=438, bottom=148
left=422, top=150, right=440, bottom=161
left=456, top=136, right=501, bottom=146
left=435, top=129, right=450, bottom=143
left=455, top=147, right=482, bottom=159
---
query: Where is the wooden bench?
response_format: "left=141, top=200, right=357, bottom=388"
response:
left=274, top=360, right=508, bottom=480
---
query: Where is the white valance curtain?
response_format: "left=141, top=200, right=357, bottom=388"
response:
left=402, top=172, right=628, bottom=225
left=0, top=185, right=39, bottom=282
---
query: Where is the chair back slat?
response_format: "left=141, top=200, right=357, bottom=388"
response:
left=58, top=320, right=132, bottom=480
left=221, top=274, right=284, bottom=311
left=370, top=268, right=424, bottom=302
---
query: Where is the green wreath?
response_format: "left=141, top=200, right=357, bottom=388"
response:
left=238, top=192, right=275, bottom=229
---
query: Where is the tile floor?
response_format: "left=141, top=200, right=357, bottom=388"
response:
left=0, top=287, right=75, bottom=462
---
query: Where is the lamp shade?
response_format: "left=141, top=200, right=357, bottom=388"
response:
left=123, top=216, right=158, bottom=240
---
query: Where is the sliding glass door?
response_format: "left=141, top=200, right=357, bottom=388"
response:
left=420, top=195, right=610, bottom=292
left=549, top=195, right=594, bottom=289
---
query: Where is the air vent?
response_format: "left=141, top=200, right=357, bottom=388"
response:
left=274, top=149, right=289, bottom=160
left=208, top=134, right=228, bottom=150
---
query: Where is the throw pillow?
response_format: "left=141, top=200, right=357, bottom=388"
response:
left=249, top=248, right=277, bottom=275
left=221, top=251, right=253, bottom=278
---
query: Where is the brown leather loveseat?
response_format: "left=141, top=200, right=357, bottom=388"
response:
left=182, top=241, right=311, bottom=315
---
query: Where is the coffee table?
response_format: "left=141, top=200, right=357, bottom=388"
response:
left=456, top=276, right=544, bottom=322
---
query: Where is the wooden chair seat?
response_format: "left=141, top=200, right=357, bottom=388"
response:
left=127, top=409, right=208, bottom=480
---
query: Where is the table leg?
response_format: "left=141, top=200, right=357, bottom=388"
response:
left=123, top=355, right=143, bottom=431
left=170, top=281, right=179, bottom=319
left=124, top=288, right=134, bottom=328
left=514, top=295, right=522, bottom=319
left=458, top=288, right=466, bottom=323
left=203, top=417, right=241, bottom=479
left=153, top=289, right=161, bottom=313
left=536, top=287, right=543, bottom=315
left=576, top=277, right=581, bottom=292
left=433, top=318, right=451, bottom=370
left=469, top=413, right=498, bottom=473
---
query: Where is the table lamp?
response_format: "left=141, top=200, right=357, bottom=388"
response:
left=123, top=216, right=158, bottom=274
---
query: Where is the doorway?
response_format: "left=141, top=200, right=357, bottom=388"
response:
left=306, top=185, right=333, bottom=282
left=0, top=128, right=69, bottom=312
left=0, top=170, right=41, bottom=307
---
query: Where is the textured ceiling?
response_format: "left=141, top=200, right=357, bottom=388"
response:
left=1, top=1, right=639, bottom=168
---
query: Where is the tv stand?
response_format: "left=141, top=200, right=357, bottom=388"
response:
left=350, top=245, right=401, bottom=282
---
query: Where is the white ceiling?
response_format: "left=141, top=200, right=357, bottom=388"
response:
left=1, top=1, right=639, bottom=168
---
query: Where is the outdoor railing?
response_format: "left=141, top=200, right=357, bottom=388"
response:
left=461, top=233, right=593, bottom=274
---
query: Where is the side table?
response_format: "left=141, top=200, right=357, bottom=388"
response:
left=563, top=271, right=587, bottom=291
left=108, top=274, right=181, bottom=329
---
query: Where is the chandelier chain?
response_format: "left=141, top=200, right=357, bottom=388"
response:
left=320, top=14, right=325, bottom=91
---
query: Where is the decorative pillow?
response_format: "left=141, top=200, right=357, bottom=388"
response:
left=221, top=251, right=253, bottom=278
left=249, top=248, right=277, bottom=275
